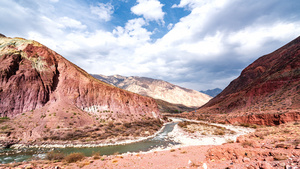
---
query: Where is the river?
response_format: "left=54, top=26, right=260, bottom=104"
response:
left=0, top=122, right=179, bottom=164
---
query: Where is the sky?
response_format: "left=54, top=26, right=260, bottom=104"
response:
left=1, top=0, right=300, bottom=91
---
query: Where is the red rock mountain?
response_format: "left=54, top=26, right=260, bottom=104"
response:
left=185, top=36, right=300, bottom=125
left=0, top=36, right=159, bottom=119
left=0, top=36, right=161, bottom=143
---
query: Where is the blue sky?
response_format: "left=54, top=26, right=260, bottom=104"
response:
left=1, top=0, right=300, bottom=91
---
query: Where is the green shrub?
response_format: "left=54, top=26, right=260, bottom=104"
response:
left=46, top=151, right=65, bottom=161
left=214, top=129, right=225, bottom=135
left=64, top=152, right=85, bottom=163
left=108, top=121, right=114, bottom=127
left=0, top=117, right=9, bottom=120
left=241, top=140, right=253, bottom=147
left=92, top=152, right=101, bottom=160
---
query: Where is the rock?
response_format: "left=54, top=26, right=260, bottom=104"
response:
left=243, top=157, right=251, bottom=163
left=285, top=165, right=292, bottom=169
left=262, top=144, right=273, bottom=149
left=295, top=144, right=300, bottom=149
left=24, top=165, right=33, bottom=169
left=203, top=163, right=207, bottom=169
left=259, top=161, right=273, bottom=169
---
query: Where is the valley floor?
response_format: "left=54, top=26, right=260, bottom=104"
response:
left=1, top=120, right=299, bottom=169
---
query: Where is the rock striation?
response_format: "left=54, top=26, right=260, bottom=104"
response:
left=183, top=36, right=300, bottom=125
left=0, top=36, right=159, bottom=119
left=92, top=74, right=212, bottom=110
left=0, top=36, right=160, bottom=143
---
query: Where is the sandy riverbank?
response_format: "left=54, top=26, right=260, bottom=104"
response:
left=8, top=121, right=171, bottom=150
left=1, top=118, right=259, bottom=169
left=167, top=118, right=255, bottom=147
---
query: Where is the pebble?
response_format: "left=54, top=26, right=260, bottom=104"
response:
left=259, top=162, right=272, bottom=169
left=24, top=165, right=33, bottom=169
left=243, top=157, right=250, bottom=163
left=285, top=165, right=292, bottom=169
left=202, top=163, right=207, bottom=169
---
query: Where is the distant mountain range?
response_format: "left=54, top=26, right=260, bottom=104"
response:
left=200, top=88, right=222, bottom=97
left=182, top=36, right=300, bottom=125
left=91, top=74, right=212, bottom=113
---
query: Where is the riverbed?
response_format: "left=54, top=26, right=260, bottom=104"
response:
left=0, top=122, right=179, bottom=164
left=0, top=118, right=254, bottom=164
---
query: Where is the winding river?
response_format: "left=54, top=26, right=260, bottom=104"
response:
left=0, top=122, right=179, bottom=164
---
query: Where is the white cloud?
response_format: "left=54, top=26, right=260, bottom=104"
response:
left=113, top=18, right=152, bottom=46
left=90, top=3, right=114, bottom=21
left=58, top=17, right=87, bottom=30
left=228, top=21, right=300, bottom=59
left=167, top=23, right=173, bottom=30
left=131, top=0, right=165, bottom=23
left=2, top=0, right=300, bottom=91
left=172, top=0, right=201, bottom=10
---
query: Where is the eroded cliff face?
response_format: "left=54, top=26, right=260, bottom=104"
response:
left=0, top=38, right=58, bottom=117
left=0, top=36, right=160, bottom=143
left=187, top=36, right=300, bottom=125
left=0, top=37, right=159, bottom=120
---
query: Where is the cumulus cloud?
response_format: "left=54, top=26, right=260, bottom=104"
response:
left=131, top=0, right=165, bottom=23
left=1, top=0, right=300, bottom=91
left=129, top=0, right=300, bottom=90
left=91, top=3, right=114, bottom=21
left=172, top=0, right=206, bottom=10
left=58, top=17, right=87, bottom=30
left=113, top=18, right=152, bottom=46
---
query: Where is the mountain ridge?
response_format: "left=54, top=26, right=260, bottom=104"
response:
left=200, top=88, right=222, bottom=97
left=92, top=74, right=212, bottom=109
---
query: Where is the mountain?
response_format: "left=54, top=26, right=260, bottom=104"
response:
left=91, top=74, right=212, bottom=111
left=0, top=36, right=161, bottom=144
left=181, top=36, right=300, bottom=125
left=200, top=88, right=222, bottom=97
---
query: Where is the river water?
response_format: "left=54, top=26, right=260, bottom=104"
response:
left=0, top=122, right=179, bottom=164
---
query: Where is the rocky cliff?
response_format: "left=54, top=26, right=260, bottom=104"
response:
left=180, top=36, right=300, bottom=125
left=92, top=74, right=212, bottom=110
left=0, top=36, right=161, bottom=144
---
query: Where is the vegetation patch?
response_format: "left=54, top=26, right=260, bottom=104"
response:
left=178, top=121, right=235, bottom=136
left=64, top=152, right=85, bottom=163
left=46, top=151, right=65, bottom=161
